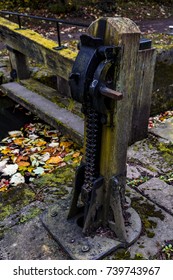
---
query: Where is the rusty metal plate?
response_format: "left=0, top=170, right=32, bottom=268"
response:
left=40, top=198, right=141, bottom=260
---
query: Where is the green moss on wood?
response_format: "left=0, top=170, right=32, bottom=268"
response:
left=0, top=16, right=77, bottom=79
left=0, top=16, right=77, bottom=60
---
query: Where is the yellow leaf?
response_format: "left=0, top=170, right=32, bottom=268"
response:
left=1, top=148, right=11, bottom=154
left=73, top=158, right=81, bottom=164
left=27, top=166, right=34, bottom=172
left=13, top=138, right=24, bottom=145
left=18, top=165, right=26, bottom=171
left=43, top=164, right=53, bottom=169
left=11, top=156, right=17, bottom=163
left=60, top=141, right=73, bottom=148
left=18, top=166, right=34, bottom=172
left=46, top=156, right=63, bottom=164
left=0, top=186, right=8, bottom=192
left=35, top=139, right=47, bottom=146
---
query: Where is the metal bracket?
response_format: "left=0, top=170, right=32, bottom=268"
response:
left=69, top=34, right=122, bottom=113
left=40, top=197, right=141, bottom=259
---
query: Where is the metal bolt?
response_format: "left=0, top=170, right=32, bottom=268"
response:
left=51, top=210, right=58, bottom=217
left=168, top=26, right=173, bottom=35
left=81, top=245, right=90, bottom=252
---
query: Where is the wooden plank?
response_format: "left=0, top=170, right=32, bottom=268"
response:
left=0, top=16, right=77, bottom=80
left=130, top=48, right=156, bottom=144
left=0, top=82, right=84, bottom=145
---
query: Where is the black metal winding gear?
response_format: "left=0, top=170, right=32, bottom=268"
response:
left=68, top=34, right=122, bottom=234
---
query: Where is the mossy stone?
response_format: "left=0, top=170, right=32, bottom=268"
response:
left=131, top=197, right=164, bottom=239
left=0, top=184, right=36, bottom=221
left=157, top=142, right=173, bottom=165
left=19, top=207, right=42, bottom=224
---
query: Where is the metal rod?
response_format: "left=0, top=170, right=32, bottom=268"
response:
left=17, top=15, right=21, bottom=29
left=0, top=10, right=89, bottom=27
left=99, top=86, right=123, bottom=100
left=0, top=10, right=89, bottom=50
left=56, top=22, right=61, bottom=47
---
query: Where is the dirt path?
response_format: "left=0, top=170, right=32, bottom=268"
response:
left=136, top=16, right=173, bottom=33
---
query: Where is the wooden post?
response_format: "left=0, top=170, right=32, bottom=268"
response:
left=88, top=17, right=142, bottom=240
left=8, top=47, right=30, bottom=80
left=7, top=46, right=30, bottom=80
left=130, top=48, right=156, bottom=144
left=57, top=76, right=71, bottom=97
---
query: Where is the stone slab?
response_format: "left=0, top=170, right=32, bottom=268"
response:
left=127, top=164, right=157, bottom=179
left=127, top=138, right=172, bottom=174
left=150, top=117, right=173, bottom=142
left=1, top=188, right=173, bottom=260
left=137, top=178, right=173, bottom=215
left=116, top=187, right=173, bottom=260
left=0, top=217, right=69, bottom=260
left=40, top=199, right=141, bottom=260
left=0, top=82, right=84, bottom=145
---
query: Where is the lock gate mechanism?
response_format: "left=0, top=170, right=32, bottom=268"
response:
left=68, top=34, right=123, bottom=235
left=40, top=33, right=142, bottom=260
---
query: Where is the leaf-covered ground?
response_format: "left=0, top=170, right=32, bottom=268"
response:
left=0, top=103, right=172, bottom=192
left=0, top=106, right=83, bottom=192
left=148, top=110, right=173, bottom=128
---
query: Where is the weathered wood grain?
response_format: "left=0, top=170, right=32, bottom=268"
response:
left=0, top=16, right=77, bottom=80
left=130, top=48, right=156, bottom=144
left=88, top=17, right=141, bottom=239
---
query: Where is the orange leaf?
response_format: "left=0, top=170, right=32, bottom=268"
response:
left=43, top=147, right=57, bottom=153
left=13, top=138, right=24, bottom=145
left=17, top=161, right=30, bottom=167
left=46, top=156, right=63, bottom=164
left=16, top=156, right=29, bottom=163
left=72, top=152, right=80, bottom=158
